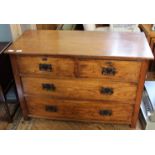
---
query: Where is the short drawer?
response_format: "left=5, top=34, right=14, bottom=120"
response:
left=26, top=97, right=133, bottom=123
left=78, top=59, right=141, bottom=82
left=17, top=56, right=75, bottom=77
left=22, top=77, right=137, bottom=102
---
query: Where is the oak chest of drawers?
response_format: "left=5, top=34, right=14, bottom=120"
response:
left=6, top=30, right=153, bottom=128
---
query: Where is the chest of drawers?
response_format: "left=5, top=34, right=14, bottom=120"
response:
left=5, top=30, right=153, bottom=128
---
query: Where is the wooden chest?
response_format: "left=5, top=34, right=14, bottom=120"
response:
left=5, top=30, right=153, bottom=128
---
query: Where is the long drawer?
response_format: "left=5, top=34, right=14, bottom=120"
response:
left=26, top=97, right=133, bottom=123
left=78, top=59, right=141, bottom=82
left=17, top=56, right=75, bottom=77
left=22, top=77, right=137, bottom=102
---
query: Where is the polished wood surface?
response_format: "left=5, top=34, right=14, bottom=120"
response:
left=17, top=55, right=141, bottom=82
left=131, top=60, right=149, bottom=128
left=22, top=77, right=137, bottom=102
left=26, top=96, right=133, bottom=123
left=10, top=55, right=28, bottom=119
left=78, top=59, right=141, bottom=82
left=6, top=30, right=153, bottom=60
left=7, top=31, right=153, bottom=128
left=1, top=107, right=142, bottom=129
left=17, top=56, right=75, bottom=77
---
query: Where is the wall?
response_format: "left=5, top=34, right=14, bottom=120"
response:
left=0, top=24, right=12, bottom=41
left=20, top=24, right=32, bottom=33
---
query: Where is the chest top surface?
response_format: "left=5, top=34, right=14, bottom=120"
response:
left=5, top=30, right=153, bottom=60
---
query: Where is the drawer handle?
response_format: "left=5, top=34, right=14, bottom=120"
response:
left=45, top=105, right=58, bottom=112
left=39, top=64, right=52, bottom=72
left=99, top=110, right=112, bottom=116
left=102, top=67, right=116, bottom=75
left=100, top=87, right=113, bottom=95
left=42, top=83, right=56, bottom=91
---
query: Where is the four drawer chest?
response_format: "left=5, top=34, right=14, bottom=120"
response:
left=5, top=30, right=153, bottom=128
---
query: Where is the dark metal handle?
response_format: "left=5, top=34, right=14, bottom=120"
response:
left=45, top=105, right=57, bottom=112
left=42, top=83, right=56, bottom=91
left=100, top=87, right=113, bottom=95
left=39, top=64, right=52, bottom=72
left=99, top=110, right=112, bottom=116
left=102, top=67, right=116, bottom=75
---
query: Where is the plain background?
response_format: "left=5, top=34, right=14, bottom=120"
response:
left=0, top=0, right=155, bottom=155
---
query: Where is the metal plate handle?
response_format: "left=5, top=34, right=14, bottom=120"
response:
left=99, top=110, right=112, bottom=116
left=102, top=67, right=116, bottom=75
left=42, top=83, right=56, bottom=91
left=45, top=105, right=58, bottom=112
left=100, top=87, right=113, bottom=95
left=39, top=64, right=52, bottom=72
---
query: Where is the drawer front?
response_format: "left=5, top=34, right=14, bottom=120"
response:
left=17, top=56, right=75, bottom=77
left=26, top=97, right=133, bottom=123
left=22, top=77, right=137, bottom=102
left=78, top=59, right=141, bottom=82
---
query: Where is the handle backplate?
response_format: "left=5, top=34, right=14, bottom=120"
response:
left=42, top=83, right=56, bottom=91
left=99, top=110, right=112, bottom=116
left=100, top=87, right=113, bottom=95
left=102, top=67, right=116, bottom=76
left=39, top=63, right=52, bottom=72
left=45, top=105, right=58, bottom=112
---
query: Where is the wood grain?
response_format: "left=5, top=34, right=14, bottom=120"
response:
left=26, top=96, right=133, bottom=123
left=17, top=55, right=75, bottom=77
left=131, top=60, right=149, bottom=128
left=5, top=31, right=153, bottom=128
left=10, top=55, right=28, bottom=119
left=78, top=59, right=141, bottom=82
left=5, top=30, right=153, bottom=60
left=22, top=77, right=137, bottom=102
